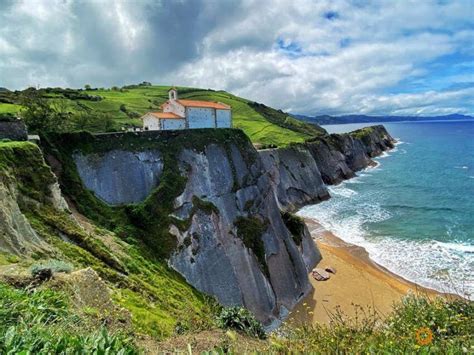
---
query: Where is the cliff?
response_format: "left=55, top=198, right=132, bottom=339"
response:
left=259, top=125, right=395, bottom=210
left=40, top=126, right=394, bottom=327
left=42, top=129, right=321, bottom=327
left=0, top=125, right=394, bottom=331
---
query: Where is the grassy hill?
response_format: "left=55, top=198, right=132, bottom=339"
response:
left=0, top=85, right=326, bottom=146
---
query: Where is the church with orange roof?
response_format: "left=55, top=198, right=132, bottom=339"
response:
left=141, top=88, right=232, bottom=131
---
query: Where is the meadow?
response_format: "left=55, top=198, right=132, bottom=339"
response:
left=0, top=84, right=325, bottom=146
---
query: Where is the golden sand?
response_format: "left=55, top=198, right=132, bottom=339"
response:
left=291, top=218, right=442, bottom=325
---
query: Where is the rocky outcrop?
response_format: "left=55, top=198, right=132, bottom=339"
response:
left=0, top=142, right=66, bottom=255
left=259, top=145, right=330, bottom=212
left=258, top=125, right=395, bottom=207
left=0, top=120, right=28, bottom=141
left=59, top=130, right=320, bottom=327
left=44, top=125, right=394, bottom=327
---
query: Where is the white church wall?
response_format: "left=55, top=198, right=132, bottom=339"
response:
left=187, top=107, right=215, bottom=128
left=216, top=109, right=232, bottom=128
left=162, top=119, right=186, bottom=130
left=143, top=115, right=160, bottom=131
left=163, top=101, right=185, bottom=117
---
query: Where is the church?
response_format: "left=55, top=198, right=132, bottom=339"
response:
left=141, top=88, right=232, bottom=131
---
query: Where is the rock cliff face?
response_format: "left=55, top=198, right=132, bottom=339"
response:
left=0, top=142, right=66, bottom=255
left=259, top=125, right=395, bottom=209
left=47, top=130, right=320, bottom=327
left=74, top=150, right=163, bottom=205
left=43, top=125, right=394, bottom=327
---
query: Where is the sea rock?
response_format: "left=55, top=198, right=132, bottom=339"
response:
left=312, top=268, right=331, bottom=281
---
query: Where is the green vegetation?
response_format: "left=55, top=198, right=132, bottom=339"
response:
left=0, top=139, right=216, bottom=339
left=0, top=283, right=138, bottom=353
left=270, top=295, right=473, bottom=353
left=216, top=306, right=266, bottom=339
left=233, top=216, right=268, bottom=276
left=0, top=85, right=326, bottom=146
left=350, top=126, right=375, bottom=140
left=281, top=211, right=305, bottom=246
left=0, top=141, right=56, bottom=202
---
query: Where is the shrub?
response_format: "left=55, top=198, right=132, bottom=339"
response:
left=268, top=295, right=474, bottom=353
left=281, top=211, right=305, bottom=246
left=30, top=259, right=74, bottom=278
left=216, top=306, right=266, bottom=339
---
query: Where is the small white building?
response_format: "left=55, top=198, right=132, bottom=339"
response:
left=141, top=88, right=232, bottom=131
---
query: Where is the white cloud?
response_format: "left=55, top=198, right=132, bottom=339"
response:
left=0, top=0, right=473, bottom=115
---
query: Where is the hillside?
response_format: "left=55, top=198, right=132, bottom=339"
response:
left=0, top=85, right=326, bottom=146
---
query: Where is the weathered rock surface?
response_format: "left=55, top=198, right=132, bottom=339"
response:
left=0, top=120, right=28, bottom=141
left=258, top=125, right=395, bottom=208
left=61, top=126, right=395, bottom=326
left=0, top=182, right=47, bottom=254
left=312, top=268, right=331, bottom=281
left=74, top=150, right=163, bottom=205
left=259, top=145, right=330, bottom=212
left=167, top=143, right=319, bottom=327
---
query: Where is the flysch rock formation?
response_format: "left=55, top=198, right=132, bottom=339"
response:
left=66, top=126, right=395, bottom=328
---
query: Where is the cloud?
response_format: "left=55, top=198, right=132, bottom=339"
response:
left=0, top=0, right=473, bottom=116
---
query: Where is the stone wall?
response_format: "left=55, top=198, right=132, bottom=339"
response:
left=0, top=120, right=28, bottom=141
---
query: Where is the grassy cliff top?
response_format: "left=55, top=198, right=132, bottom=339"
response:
left=0, top=85, right=326, bottom=146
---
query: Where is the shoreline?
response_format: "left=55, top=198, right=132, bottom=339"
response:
left=290, top=218, right=448, bottom=325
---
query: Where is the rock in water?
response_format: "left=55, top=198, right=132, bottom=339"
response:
left=312, top=268, right=330, bottom=281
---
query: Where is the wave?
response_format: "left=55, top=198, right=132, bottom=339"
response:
left=328, top=186, right=358, bottom=198
left=435, top=241, right=474, bottom=254
left=298, top=199, right=474, bottom=299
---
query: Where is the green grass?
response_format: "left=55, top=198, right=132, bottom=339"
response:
left=0, top=85, right=326, bottom=146
left=0, top=103, right=22, bottom=114
left=0, top=282, right=138, bottom=353
left=268, top=295, right=473, bottom=353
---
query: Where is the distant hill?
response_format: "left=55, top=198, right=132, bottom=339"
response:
left=295, top=113, right=474, bottom=125
left=0, top=84, right=326, bottom=147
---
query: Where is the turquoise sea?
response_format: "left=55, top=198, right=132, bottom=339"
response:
left=298, top=120, right=474, bottom=299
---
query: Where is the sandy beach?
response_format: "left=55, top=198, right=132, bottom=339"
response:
left=290, top=218, right=443, bottom=325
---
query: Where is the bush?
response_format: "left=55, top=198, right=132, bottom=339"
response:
left=216, top=306, right=266, bottom=339
left=30, top=259, right=73, bottom=278
left=269, top=295, right=474, bottom=353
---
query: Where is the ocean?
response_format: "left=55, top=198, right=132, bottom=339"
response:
left=297, top=120, right=474, bottom=299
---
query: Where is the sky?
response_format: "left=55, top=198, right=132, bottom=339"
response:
left=0, top=0, right=473, bottom=116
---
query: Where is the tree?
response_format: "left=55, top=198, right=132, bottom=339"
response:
left=84, top=84, right=91, bottom=90
left=19, top=89, right=71, bottom=133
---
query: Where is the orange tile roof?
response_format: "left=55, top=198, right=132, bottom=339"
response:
left=176, top=99, right=230, bottom=110
left=148, top=112, right=185, bottom=119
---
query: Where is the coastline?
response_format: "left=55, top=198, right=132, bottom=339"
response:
left=290, top=218, right=445, bottom=325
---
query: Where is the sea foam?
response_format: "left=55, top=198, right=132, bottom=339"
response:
left=298, top=146, right=474, bottom=299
